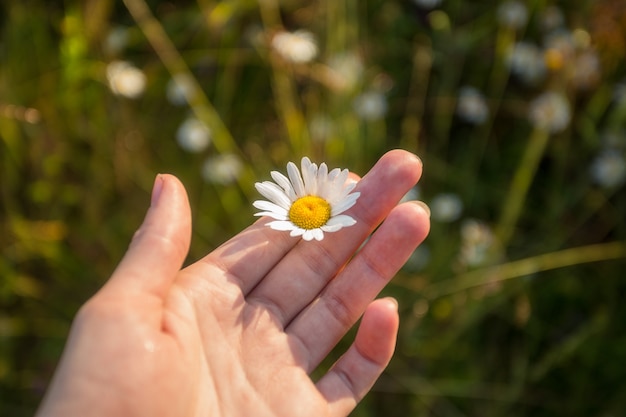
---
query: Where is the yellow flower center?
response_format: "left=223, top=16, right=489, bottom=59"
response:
left=288, top=195, right=331, bottom=230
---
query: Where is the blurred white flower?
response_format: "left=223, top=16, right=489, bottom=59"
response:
left=430, top=193, right=463, bottom=222
left=412, top=0, right=442, bottom=9
left=572, top=50, right=601, bottom=90
left=353, top=91, right=388, bottom=121
left=167, top=74, right=197, bottom=106
left=309, top=114, right=335, bottom=142
left=497, top=1, right=528, bottom=30
left=459, top=219, right=496, bottom=267
left=106, top=61, right=146, bottom=99
left=456, top=86, right=489, bottom=125
left=327, top=52, right=365, bottom=91
left=271, top=30, right=318, bottom=64
left=202, top=153, right=243, bottom=185
left=543, top=30, right=576, bottom=71
left=507, top=42, right=547, bottom=85
left=528, top=92, right=571, bottom=134
left=542, top=29, right=600, bottom=90
left=176, top=117, right=211, bottom=153
left=590, top=150, right=626, bottom=189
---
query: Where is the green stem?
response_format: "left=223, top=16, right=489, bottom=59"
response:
left=420, top=241, right=626, bottom=299
left=496, top=127, right=550, bottom=247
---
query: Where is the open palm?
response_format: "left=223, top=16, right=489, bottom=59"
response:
left=37, top=150, right=430, bottom=417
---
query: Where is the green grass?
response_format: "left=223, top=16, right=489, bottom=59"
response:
left=1, top=0, right=625, bottom=415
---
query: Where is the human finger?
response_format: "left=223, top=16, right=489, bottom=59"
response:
left=287, top=201, right=429, bottom=370
left=316, top=298, right=399, bottom=417
left=102, top=174, right=192, bottom=300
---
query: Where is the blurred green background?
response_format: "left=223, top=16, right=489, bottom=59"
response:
left=1, top=0, right=626, bottom=415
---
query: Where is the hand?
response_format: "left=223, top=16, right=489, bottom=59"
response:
left=36, top=150, right=430, bottom=417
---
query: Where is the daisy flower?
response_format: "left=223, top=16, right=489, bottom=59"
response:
left=106, top=60, right=146, bottom=99
left=456, top=86, right=489, bottom=125
left=271, top=30, right=318, bottom=64
left=528, top=92, right=571, bottom=134
left=497, top=0, right=528, bottom=30
left=253, top=157, right=360, bottom=241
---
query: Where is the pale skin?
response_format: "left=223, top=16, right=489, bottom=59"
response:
left=36, top=150, right=430, bottom=417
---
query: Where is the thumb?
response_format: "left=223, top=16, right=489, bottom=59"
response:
left=103, top=174, right=192, bottom=299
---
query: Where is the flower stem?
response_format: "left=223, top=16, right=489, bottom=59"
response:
left=496, top=127, right=550, bottom=247
left=421, top=241, right=626, bottom=299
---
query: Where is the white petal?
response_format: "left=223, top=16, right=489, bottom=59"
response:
left=328, top=167, right=341, bottom=180
left=301, top=156, right=311, bottom=168
left=318, top=162, right=328, bottom=179
left=253, top=200, right=288, bottom=217
left=324, top=214, right=357, bottom=229
left=340, top=181, right=357, bottom=198
left=336, top=169, right=350, bottom=189
left=321, top=169, right=342, bottom=199
left=332, top=175, right=358, bottom=203
left=324, top=169, right=349, bottom=202
left=254, top=211, right=288, bottom=221
left=301, top=157, right=318, bottom=195
left=287, top=161, right=305, bottom=197
left=270, top=171, right=296, bottom=200
left=267, top=220, right=297, bottom=231
left=331, top=192, right=360, bottom=215
left=302, top=229, right=324, bottom=241
left=320, top=223, right=342, bottom=232
left=313, top=228, right=325, bottom=241
left=290, top=227, right=306, bottom=237
left=255, top=182, right=292, bottom=209
left=317, top=163, right=328, bottom=181
left=315, top=163, right=329, bottom=196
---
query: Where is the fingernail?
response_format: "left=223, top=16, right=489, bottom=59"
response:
left=385, top=297, right=399, bottom=309
left=151, top=174, right=165, bottom=207
left=413, top=200, right=431, bottom=217
left=403, top=150, right=422, bottom=167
